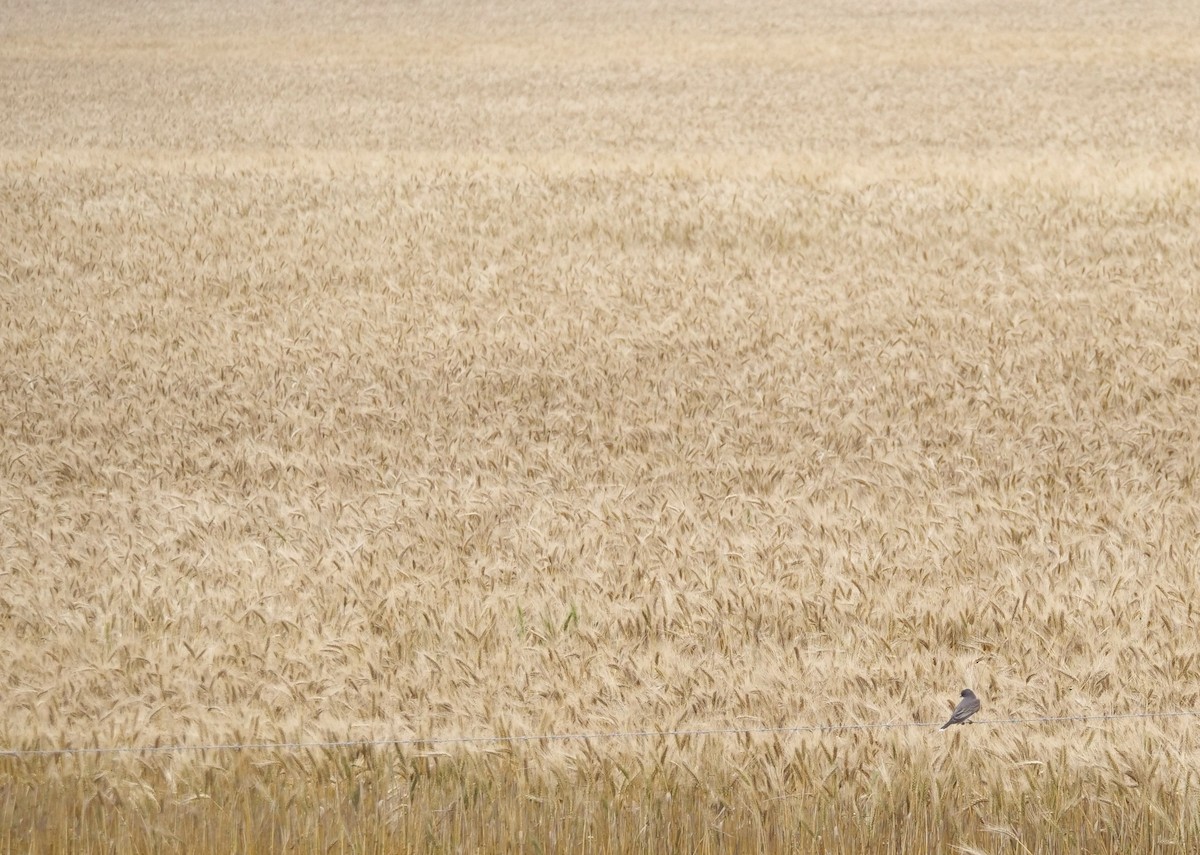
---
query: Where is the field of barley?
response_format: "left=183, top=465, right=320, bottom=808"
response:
left=3, top=0, right=1200, bottom=851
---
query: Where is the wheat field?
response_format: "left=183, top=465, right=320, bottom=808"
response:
left=3, top=0, right=1200, bottom=851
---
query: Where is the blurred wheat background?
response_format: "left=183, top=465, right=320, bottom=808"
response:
left=3, top=0, right=1200, bottom=851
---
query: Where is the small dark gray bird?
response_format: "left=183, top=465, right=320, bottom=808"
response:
left=939, top=689, right=981, bottom=730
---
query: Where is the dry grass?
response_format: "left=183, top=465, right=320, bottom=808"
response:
left=3, top=0, right=1200, bottom=851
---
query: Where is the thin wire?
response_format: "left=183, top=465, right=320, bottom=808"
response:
left=2, top=710, right=1197, bottom=759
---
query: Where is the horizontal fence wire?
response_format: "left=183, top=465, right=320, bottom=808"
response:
left=2, top=710, right=1198, bottom=759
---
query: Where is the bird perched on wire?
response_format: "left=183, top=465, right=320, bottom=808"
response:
left=939, top=689, right=981, bottom=730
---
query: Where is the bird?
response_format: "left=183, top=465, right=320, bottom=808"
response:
left=939, top=688, right=981, bottom=730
